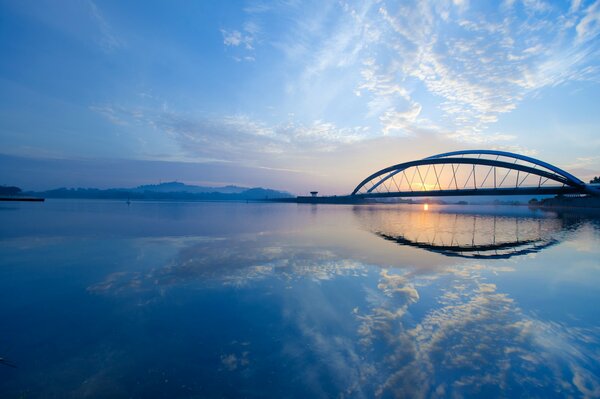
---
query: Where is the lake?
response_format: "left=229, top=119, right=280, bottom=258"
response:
left=1, top=200, right=599, bottom=398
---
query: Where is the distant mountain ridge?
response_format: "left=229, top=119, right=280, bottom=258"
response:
left=132, top=181, right=248, bottom=194
left=25, top=181, right=293, bottom=200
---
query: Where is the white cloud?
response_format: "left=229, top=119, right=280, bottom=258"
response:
left=221, top=29, right=254, bottom=50
left=379, top=103, right=422, bottom=134
left=570, top=0, right=582, bottom=13
left=213, top=1, right=600, bottom=146
left=522, top=0, right=553, bottom=14
left=221, top=19, right=260, bottom=61
left=222, top=29, right=243, bottom=46
left=576, top=0, right=600, bottom=42
left=322, top=0, right=600, bottom=142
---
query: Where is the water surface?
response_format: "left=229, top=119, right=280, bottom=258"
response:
left=1, top=200, right=599, bottom=398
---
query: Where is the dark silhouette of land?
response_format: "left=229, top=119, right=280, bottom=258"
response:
left=0, top=185, right=44, bottom=201
left=532, top=195, right=600, bottom=209
left=15, top=182, right=293, bottom=201
left=0, top=185, right=21, bottom=196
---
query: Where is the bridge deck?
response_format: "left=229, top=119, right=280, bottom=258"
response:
left=351, top=186, right=585, bottom=198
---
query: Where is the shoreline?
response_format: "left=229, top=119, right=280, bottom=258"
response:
left=0, top=197, right=45, bottom=202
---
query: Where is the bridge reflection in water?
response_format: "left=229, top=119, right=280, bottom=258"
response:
left=354, top=206, right=577, bottom=259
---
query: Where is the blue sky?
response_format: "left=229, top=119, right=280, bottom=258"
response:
left=0, top=0, right=599, bottom=193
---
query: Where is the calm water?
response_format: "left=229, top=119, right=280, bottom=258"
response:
left=1, top=200, right=599, bottom=398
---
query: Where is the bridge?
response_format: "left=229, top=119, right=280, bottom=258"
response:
left=348, top=150, right=599, bottom=199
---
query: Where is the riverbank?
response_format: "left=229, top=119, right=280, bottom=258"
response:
left=0, top=196, right=44, bottom=202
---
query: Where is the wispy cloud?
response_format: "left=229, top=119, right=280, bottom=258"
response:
left=221, top=29, right=254, bottom=50
left=576, top=0, right=600, bottom=42
left=278, top=0, right=600, bottom=142
left=91, top=104, right=371, bottom=164
left=221, top=20, right=261, bottom=61
left=213, top=1, right=598, bottom=146
left=87, top=0, right=123, bottom=52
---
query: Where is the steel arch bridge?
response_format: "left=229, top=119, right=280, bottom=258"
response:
left=351, top=150, right=599, bottom=198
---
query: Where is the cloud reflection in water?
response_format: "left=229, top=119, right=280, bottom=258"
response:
left=87, top=206, right=600, bottom=397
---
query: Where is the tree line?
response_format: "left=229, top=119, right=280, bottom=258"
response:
left=0, top=185, right=22, bottom=196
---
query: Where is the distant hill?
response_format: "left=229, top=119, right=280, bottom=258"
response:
left=133, top=182, right=248, bottom=194
left=25, top=182, right=293, bottom=201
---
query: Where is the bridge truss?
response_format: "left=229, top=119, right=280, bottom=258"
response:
left=351, top=150, right=595, bottom=198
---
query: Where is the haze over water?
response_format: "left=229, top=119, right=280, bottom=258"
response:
left=1, top=200, right=599, bottom=398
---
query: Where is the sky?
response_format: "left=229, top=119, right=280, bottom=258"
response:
left=0, top=0, right=599, bottom=194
